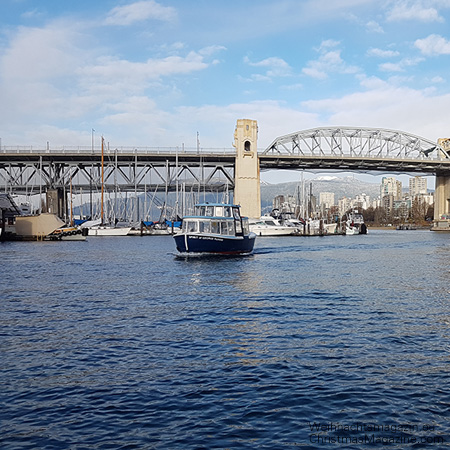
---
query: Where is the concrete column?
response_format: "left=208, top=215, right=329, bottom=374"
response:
left=434, top=175, right=450, bottom=220
left=233, top=119, right=261, bottom=219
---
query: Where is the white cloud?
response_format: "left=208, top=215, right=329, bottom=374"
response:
left=386, top=0, right=444, bottom=22
left=316, top=39, right=341, bottom=51
left=244, top=56, right=293, bottom=79
left=378, top=57, right=424, bottom=72
left=415, top=34, right=450, bottom=55
left=366, top=20, right=384, bottom=33
left=367, top=48, right=400, bottom=58
left=81, top=52, right=209, bottom=84
left=104, top=0, right=176, bottom=26
left=302, top=41, right=360, bottom=79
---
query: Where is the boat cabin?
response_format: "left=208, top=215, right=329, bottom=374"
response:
left=181, top=203, right=250, bottom=237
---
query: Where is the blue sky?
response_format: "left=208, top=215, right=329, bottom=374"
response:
left=1, top=0, right=450, bottom=185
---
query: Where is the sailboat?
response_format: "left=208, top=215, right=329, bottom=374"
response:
left=85, top=136, right=132, bottom=236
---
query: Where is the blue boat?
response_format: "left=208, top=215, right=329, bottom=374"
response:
left=173, top=203, right=256, bottom=254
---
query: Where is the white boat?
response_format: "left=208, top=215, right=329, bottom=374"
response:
left=87, top=225, right=132, bottom=236
left=345, top=210, right=367, bottom=235
left=324, top=223, right=337, bottom=234
left=345, top=224, right=359, bottom=235
left=80, top=219, right=131, bottom=236
left=249, top=216, right=298, bottom=236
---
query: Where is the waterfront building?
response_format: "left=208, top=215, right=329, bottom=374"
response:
left=338, top=197, right=352, bottom=216
left=381, top=177, right=402, bottom=200
left=319, top=192, right=335, bottom=209
left=273, top=195, right=285, bottom=210
left=409, top=176, right=427, bottom=197
left=273, top=194, right=297, bottom=213
left=382, top=194, right=395, bottom=217
left=420, top=193, right=434, bottom=206
left=394, top=199, right=411, bottom=220
left=354, top=193, right=370, bottom=210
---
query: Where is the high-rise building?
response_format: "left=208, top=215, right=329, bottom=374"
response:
left=338, top=197, right=352, bottom=216
left=381, top=177, right=402, bottom=200
left=409, top=176, right=427, bottom=196
left=319, top=192, right=335, bottom=209
left=354, top=193, right=370, bottom=210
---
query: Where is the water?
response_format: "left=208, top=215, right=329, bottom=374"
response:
left=1, top=230, right=450, bottom=449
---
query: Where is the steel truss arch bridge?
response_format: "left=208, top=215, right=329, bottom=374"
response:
left=259, top=126, right=450, bottom=174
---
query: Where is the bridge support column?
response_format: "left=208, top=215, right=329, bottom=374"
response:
left=233, top=119, right=261, bottom=219
left=433, top=174, right=450, bottom=230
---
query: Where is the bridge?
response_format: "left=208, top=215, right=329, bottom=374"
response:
left=1, top=121, right=450, bottom=227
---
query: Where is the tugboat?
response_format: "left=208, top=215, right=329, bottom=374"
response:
left=173, top=203, right=256, bottom=254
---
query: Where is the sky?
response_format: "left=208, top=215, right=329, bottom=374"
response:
left=1, top=0, right=450, bottom=186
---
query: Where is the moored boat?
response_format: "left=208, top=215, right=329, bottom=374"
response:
left=249, top=215, right=299, bottom=236
left=345, top=210, right=367, bottom=235
left=173, top=203, right=256, bottom=254
left=87, top=224, right=132, bottom=236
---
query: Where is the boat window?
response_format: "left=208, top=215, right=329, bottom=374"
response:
left=223, top=207, right=231, bottom=217
left=185, top=221, right=198, bottom=233
left=227, top=221, right=235, bottom=235
left=199, top=221, right=211, bottom=233
left=242, top=218, right=249, bottom=235
left=197, top=206, right=206, bottom=216
left=206, top=206, right=214, bottom=216
left=232, top=207, right=240, bottom=220
left=215, top=206, right=223, bottom=217
left=220, top=221, right=233, bottom=235
left=211, top=221, right=220, bottom=234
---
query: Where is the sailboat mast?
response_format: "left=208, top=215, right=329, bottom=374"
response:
left=101, top=136, right=104, bottom=224
left=70, top=174, right=73, bottom=226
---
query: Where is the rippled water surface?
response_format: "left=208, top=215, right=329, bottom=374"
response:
left=1, top=230, right=450, bottom=449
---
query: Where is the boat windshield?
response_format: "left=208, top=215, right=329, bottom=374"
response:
left=183, top=220, right=198, bottom=233
left=242, top=218, right=250, bottom=235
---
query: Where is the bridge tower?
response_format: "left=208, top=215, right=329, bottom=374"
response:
left=233, top=119, right=261, bottom=219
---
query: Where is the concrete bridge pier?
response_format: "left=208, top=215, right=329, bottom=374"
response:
left=233, top=119, right=261, bottom=219
left=433, top=174, right=450, bottom=230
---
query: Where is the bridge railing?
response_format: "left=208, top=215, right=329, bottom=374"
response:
left=0, top=146, right=236, bottom=155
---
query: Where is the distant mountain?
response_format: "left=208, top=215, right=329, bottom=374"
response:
left=260, top=176, right=381, bottom=210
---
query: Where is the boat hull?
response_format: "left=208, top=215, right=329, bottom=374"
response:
left=88, top=226, right=132, bottom=236
left=174, top=233, right=256, bottom=254
left=249, top=226, right=296, bottom=236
